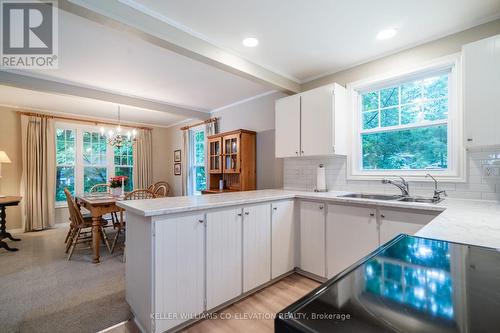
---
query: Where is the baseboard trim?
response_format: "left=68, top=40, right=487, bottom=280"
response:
left=294, top=268, right=327, bottom=283
left=6, top=228, right=23, bottom=234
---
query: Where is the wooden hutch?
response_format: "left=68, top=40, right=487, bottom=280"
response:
left=203, top=129, right=256, bottom=193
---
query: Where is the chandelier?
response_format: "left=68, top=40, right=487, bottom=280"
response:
left=100, top=105, right=137, bottom=147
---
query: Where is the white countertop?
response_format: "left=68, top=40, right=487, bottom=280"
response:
left=117, top=189, right=500, bottom=249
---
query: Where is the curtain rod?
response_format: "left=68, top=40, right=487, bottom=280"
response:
left=17, top=111, right=152, bottom=130
left=180, top=117, right=218, bottom=131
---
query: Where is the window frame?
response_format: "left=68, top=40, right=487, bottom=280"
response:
left=55, top=121, right=134, bottom=206
left=189, top=125, right=206, bottom=195
left=347, top=54, right=465, bottom=182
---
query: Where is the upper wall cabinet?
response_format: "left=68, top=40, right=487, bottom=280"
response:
left=275, top=94, right=301, bottom=157
left=463, top=34, right=500, bottom=147
left=275, top=83, right=348, bottom=158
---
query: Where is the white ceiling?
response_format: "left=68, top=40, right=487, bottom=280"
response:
left=26, top=9, right=270, bottom=112
left=129, top=0, right=500, bottom=82
left=0, top=86, right=186, bottom=127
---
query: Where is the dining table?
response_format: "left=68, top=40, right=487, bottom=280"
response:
left=75, top=194, right=124, bottom=263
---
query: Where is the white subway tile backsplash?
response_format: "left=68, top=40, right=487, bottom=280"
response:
left=283, top=148, right=500, bottom=200
left=482, top=192, right=500, bottom=200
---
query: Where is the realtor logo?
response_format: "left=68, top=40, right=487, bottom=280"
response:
left=1, top=0, right=58, bottom=68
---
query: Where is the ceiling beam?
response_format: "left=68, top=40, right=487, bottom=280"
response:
left=0, top=71, right=210, bottom=120
left=58, top=0, right=300, bottom=94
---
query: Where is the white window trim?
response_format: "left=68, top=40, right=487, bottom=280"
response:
left=55, top=121, right=134, bottom=206
left=346, top=53, right=465, bottom=182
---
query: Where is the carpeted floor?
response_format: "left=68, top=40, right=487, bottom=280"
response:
left=0, top=225, right=131, bottom=333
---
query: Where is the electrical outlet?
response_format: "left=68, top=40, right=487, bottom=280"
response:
left=483, top=166, right=500, bottom=177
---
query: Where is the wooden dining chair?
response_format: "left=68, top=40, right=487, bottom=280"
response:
left=111, top=189, right=157, bottom=261
left=64, top=188, right=111, bottom=260
left=89, top=183, right=110, bottom=194
left=151, top=181, right=170, bottom=197
left=89, top=183, right=120, bottom=227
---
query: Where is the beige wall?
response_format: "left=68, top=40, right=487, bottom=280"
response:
left=0, top=107, right=22, bottom=230
left=163, top=121, right=191, bottom=196
left=302, top=19, right=500, bottom=90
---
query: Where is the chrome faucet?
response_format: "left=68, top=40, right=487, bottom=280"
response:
left=382, top=176, right=410, bottom=196
left=426, top=174, right=447, bottom=202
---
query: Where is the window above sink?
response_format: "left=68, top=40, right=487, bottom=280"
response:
left=347, top=54, right=465, bottom=182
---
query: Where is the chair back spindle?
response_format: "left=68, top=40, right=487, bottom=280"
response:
left=124, top=189, right=157, bottom=201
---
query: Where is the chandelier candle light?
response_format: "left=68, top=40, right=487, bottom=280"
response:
left=100, top=105, right=138, bottom=147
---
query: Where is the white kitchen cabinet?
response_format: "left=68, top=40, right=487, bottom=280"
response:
left=153, top=214, right=205, bottom=332
left=271, top=200, right=296, bottom=279
left=379, top=208, right=438, bottom=245
left=275, top=83, right=348, bottom=158
left=300, top=85, right=333, bottom=156
left=463, top=34, right=500, bottom=147
left=275, top=94, right=301, bottom=157
left=206, top=208, right=242, bottom=310
left=243, top=203, right=271, bottom=292
left=299, top=201, right=326, bottom=277
left=326, top=204, right=379, bottom=279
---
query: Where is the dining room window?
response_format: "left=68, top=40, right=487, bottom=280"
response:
left=55, top=128, right=76, bottom=202
left=189, top=126, right=206, bottom=195
left=83, top=131, right=108, bottom=193
left=55, top=122, right=134, bottom=204
left=114, top=141, right=134, bottom=192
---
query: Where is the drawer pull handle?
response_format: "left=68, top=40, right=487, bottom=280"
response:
left=244, top=212, right=250, bottom=215
left=273, top=207, right=278, bottom=211
left=198, top=219, right=204, bottom=223
left=319, top=205, right=324, bottom=210
left=237, top=213, right=242, bottom=217
left=370, top=213, right=375, bottom=217
left=381, top=214, right=385, bottom=218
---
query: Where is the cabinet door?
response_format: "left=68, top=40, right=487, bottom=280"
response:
left=206, top=208, right=242, bottom=309
left=222, top=133, right=240, bottom=173
left=464, top=35, right=500, bottom=147
left=379, top=208, right=437, bottom=245
left=300, top=85, right=334, bottom=156
left=243, top=203, right=271, bottom=292
left=275, top=95, right=301, bottom=158
left=154, top=214, right=205, bottom=332
left=299, top=201, right=326, bottom=277
left=271, top=200, right=295, bottom=279
left=208, top=137, right=222, bottom=173
left=326, top=205, right=378, bottom=279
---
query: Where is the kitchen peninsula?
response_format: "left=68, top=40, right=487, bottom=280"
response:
left=117, top=189, right=500, bottom=332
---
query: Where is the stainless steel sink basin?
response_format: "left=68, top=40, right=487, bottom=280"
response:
left=339, top=193, right=403, bottom=200
left=397, top=197, right=442, bottom=204
left=339, top=193, right=442, bottom=204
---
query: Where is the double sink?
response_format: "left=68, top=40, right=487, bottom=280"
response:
left=339, top=193, right=441, bottom=204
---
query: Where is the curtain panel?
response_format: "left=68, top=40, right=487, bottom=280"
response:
left=20, top=115, right=56, bottom=231
left=133, top=129, right=153, bottom=190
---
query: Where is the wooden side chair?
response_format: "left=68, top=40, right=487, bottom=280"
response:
left=89, top=183, right=110, bottom=194
left=150, top=181, right=170, bottom=197
left=111, top=189, right=157, bottom=261
left=64, top=188, right=111, bottom=260
left=89, top=183, right=119, bottom=227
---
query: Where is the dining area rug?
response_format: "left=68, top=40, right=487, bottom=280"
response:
left=0, top=225, right=131, bottom=333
